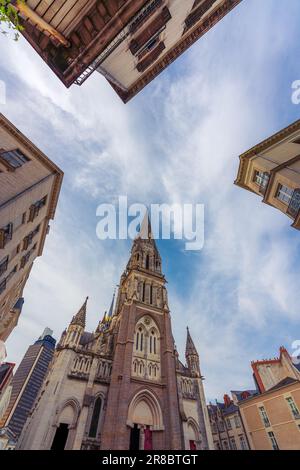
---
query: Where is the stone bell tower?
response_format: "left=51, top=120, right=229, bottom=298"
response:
left=101, top=214, right=182, bottom=450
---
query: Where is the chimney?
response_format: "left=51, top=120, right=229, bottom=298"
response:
left=224, top=394, right=231, bottom=407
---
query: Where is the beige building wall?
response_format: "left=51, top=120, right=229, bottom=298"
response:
left=0, top=113, right=63, bottom=342
left=240, top=381, right=300, bottom=450
left=208, top=400, right=249, bottom=450
left=235, top=119, right=300, bottom=229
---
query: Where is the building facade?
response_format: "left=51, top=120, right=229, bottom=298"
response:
left=208, top=394, right=249, bottom=450
left=235, top=119, right=300, bottom=230
left=238, top=347, right=300, bottom=450
left=12, top=0, right=242, bottom=102
left=0, top=329, right=56, bottom=440
left=0, top=113, right=63, bottom=342
left=17, top=218, right=213, bottom=450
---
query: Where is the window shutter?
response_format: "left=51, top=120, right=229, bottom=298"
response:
left=28, top=204, right=36, bottom=222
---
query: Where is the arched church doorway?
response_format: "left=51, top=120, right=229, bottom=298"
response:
left=127, top=390, right=164, bottom=450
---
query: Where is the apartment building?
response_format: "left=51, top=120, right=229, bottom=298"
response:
left=238, top=346, right=300, bottom=450
left=11, top=0, right=242, bottom=102
left=0, top=113, right=63, bottom=342
left=208, top=394, right=250, bottom=450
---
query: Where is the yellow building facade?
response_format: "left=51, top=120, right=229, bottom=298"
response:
left=235, top=119, right=300, bottom=230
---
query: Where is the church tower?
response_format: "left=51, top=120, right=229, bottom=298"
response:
left=101, top=215, right=182, bottom=450
left=17, top=214, right=213, bottom=450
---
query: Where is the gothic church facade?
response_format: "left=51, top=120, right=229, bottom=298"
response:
left=18, top=218, right=213, bottom=450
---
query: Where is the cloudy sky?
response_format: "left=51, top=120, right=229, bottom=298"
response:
left=1, top=0, right=300, bottom=401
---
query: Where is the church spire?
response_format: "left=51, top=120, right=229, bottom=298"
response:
left=185, top=327, right=198, bottom=358
left=136, top=210, right=153, bottom=240
left=71, top=297, right=88, bottom=328
left=185, top=327, right=200, bottom=377
left=127, top=210, right=162, bottom=274
left=107, top=289, right=116, bottom=319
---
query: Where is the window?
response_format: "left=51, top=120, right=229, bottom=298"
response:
left=223, top=440, right=228, bottom=450
left=0, top=256, right=8, bottom=277
left=239, top=435, right=248, bottom=450
left=150, top=330, right=157, bottom=354
left=230, top=437, right=237, bottom=450
left=218, top=421, right=224, bottom=432
left=286, top=397, right=300, bottom=419
left=89, top=397, right=102, bottom=438
left=28, top=196, right=47, bottom=222
left=5, top=265, right=17, bottom=284
left=276, top=184, right=294, bottom=205
left=234, top=415, right=241, bottom=428
left=140, top=333, right=143, bottom=351
left=253, top=170, right=270, bottom=192
left=226, top=418, right=232, bottom=430
left=0, top=278, right=6, bottom=294
left=0, top=223, right=13, bottom=249
left=268, top=431, right=279, bottom=450
left=0, top=149, right=30, bottom=169
left=287, top=188, right=300, bottom=217
left=259, top=406, right=270, bottom=427
left=20, top=244, right=37, bottom=268
left=23, top=225, right=40, bottom=250
left=129, top=0, right=163, bottom=34
left=136, top=332, right=139, bottom=350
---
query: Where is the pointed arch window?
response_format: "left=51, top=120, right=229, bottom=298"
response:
left=142, top=282, right=145, bottom=302
left=145, top=254, right=150, bottom=270
left=150, top=285, right=153, bottom=304
left=89, top=396, right=102, bottom=438
left=140, top=332, right=144, bottom=351
left=136, top=331, right=140, bottom=350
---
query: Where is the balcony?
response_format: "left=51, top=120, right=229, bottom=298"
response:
left=287, top=189, right=300, bottom=218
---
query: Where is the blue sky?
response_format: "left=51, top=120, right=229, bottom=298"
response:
left=1, top=0, right=300, bottom=401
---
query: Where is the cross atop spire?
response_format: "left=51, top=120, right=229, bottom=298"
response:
left=71, top=297, right=88, bottom=328
left=185, top=327, right=198, bottom=358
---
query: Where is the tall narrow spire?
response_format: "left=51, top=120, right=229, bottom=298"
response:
left=71, top=297, right=88, bottom=328
left=185, top=327, right=198, bottom=358
left=136, top=209, right=153, bottom=240
left=107, top=289, right=116, bottom=319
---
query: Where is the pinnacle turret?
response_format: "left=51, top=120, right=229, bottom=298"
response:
left=185, top=327, right=199, bottom=358
left=71, top=297, right=88, bottom=328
